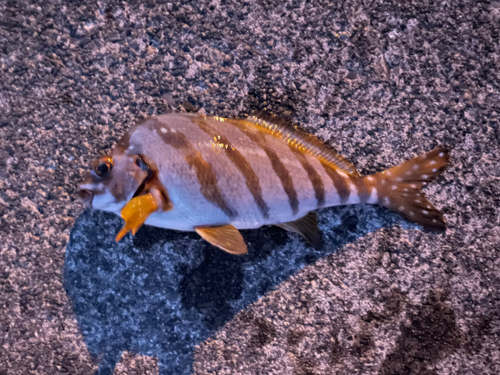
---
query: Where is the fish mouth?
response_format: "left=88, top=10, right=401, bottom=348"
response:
left=78, top=189, right=94, bottom=208
left=78, top=182, right=105, bottom=208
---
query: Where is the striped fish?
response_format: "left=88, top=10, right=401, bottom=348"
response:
left=78, top=111, right=450, bottom=254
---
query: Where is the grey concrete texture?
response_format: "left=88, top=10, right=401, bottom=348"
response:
left=1, top=0, right=499, bottom=374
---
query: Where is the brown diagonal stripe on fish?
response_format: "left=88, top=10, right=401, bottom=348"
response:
left=78, top=111, right=451, bottom=254
left=289, top=146, right=326, bottom=209
left=192, top=117, right=270, bottom=220
left=225, top=119, right=300, bottom=215
left=152, top=120, right=238, bottom=220
left=321, top=162, right=351, bottom=204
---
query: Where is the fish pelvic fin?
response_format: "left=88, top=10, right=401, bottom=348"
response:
left=374, top=146, right=450, bottom=231
left=195, top=225, right=248, bottom=255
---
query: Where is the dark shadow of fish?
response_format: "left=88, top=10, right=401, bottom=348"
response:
left=64, top=204, right=405, bottom=375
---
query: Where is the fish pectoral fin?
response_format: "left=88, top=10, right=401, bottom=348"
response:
left=276, top=212, right=323, bottom=250
left=195, top=225, right=248, bottom=255
left=115, top=193, right=159, bottom=242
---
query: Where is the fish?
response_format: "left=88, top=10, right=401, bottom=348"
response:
left=78, top=111, right=450, bottom=254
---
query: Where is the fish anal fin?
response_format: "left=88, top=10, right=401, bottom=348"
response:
left=276, top=212, right=323, bottom=249
left=245, top=110, right=360, bottom=177
left=195, top=225, right=248, bottom=255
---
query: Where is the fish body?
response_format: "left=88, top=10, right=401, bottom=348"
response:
left=79, top=111, right=450, bottom=253
left=123, top=113, right=366, bottom=230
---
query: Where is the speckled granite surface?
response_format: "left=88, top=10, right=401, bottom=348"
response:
left=1, top=0, right=499, bottom=374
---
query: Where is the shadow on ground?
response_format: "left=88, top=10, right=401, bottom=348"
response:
left=64, top=206, right=398, bottom=374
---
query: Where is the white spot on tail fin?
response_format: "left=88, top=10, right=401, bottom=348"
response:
left=161, top=127, right=168, bottom=133
left=384, top=197, right=390, bottom=205
left=396, top=177, right=403, bottom=182
left=413, top=164, right=419, bottom=170
left=422, top=210, right=429, bottom=215
left=410, top=211, right=415, bottom=216
left=432, top=168, right=437, bottom=172
left=422, top=174, right=428, bottom=179
left=439, top=152, right=444, bottom=157
left=430, top=160, right=437, bottom=165
left=366, top=176, right=374, bottom=182
left=399, top=205, right=404, bottom=211
left=392, top=185, right=397, bottom=190
left=411, top=184, right=417, bottom=189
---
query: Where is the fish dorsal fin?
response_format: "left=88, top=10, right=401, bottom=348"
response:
left=275, top=212, right=323, bottom=250
left=244, top=110, right=360, bottom=177
left=195, top=225, right=248, bottom=255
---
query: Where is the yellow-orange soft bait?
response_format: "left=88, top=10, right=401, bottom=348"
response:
left=115, top=193, right=158, bottom=241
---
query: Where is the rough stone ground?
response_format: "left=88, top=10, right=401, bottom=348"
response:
left=1, top=0, right=499, bottom=374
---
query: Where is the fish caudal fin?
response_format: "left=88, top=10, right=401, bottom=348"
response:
left=374, top=147, right=450, bottom=231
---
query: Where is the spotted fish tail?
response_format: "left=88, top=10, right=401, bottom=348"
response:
left=374, top=147, right=450, bottom=231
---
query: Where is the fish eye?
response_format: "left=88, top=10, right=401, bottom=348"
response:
left=95, top=158, right=113, bottom=176
left=135, top=155, right=150, bottom=172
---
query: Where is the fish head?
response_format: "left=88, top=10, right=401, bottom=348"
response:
left=78, top=149, right=151, bottom=213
